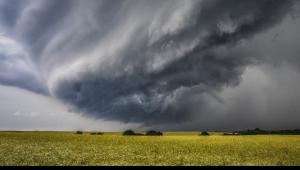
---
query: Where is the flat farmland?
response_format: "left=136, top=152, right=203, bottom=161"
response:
left=0, top=132, right=299, bottom=166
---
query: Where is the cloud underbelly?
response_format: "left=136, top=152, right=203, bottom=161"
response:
left=45, top=0, right=296, bottom=124
left=0, top=0, right=298, bottom=126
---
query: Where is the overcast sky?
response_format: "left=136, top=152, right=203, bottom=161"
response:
left=0, top=0, right=300, bottom=131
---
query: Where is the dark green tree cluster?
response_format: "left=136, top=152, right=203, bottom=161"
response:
left=123, top=130, right=163, bottom=136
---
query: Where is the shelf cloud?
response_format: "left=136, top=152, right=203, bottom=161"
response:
left=0, top=0, right=300, bottom=129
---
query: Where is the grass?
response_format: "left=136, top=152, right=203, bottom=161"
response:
left=0, top=132, right=299, bottom=166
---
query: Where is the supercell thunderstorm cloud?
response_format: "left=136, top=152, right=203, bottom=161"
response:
left=0, top=0, right=300, bottom=130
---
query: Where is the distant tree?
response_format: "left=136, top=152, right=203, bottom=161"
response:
left=76, top=131, right=83, bottom=135
left=123, top=130, right=136, bottom=136
left=200, top=131, right=210, bottom=136
left=254, top=128, right=263, bottom=132
left=146, top=130, right=163, bottom=136
left=91, top=132, right=104, bottom=135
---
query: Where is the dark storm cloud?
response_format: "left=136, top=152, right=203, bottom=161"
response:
left=0, top=0, right=28, bottom=28
left=48, top=0, right=296, bottom=124
left=0, top=0, right=299, bottom=128
left=0, top=35, right=48, bottom=94
left=15, top=0, right=73, bottom=58
left=0, top=54, right=47, bottom=94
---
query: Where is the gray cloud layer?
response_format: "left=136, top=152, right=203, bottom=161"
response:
left=0, top=0, right=300, bottom=129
